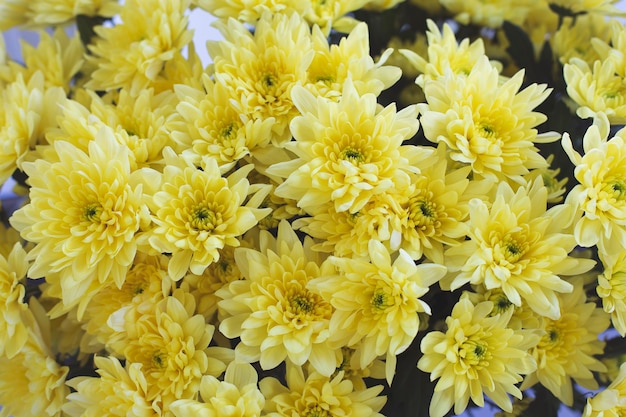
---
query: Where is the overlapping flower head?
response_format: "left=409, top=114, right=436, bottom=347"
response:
left=3, top=0, right=626, bottom=416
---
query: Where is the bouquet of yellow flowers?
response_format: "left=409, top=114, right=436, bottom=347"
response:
left=3, top=0, right=626, bottom=416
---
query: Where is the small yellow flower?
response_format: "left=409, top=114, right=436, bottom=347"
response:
left=598, top=249, right=626, bottom=336
left=418, top=297, right=540, bottom=417
left=310, top=239, right=446, bottom=383
left=170, top=361, right=265, bottom=417
left=195, top=0, right=309, bottom=27
left=521, top=278, right=610, bottom=406
left=438, top=0, right=534, bottom=27
left=217, top=220, right=336, bottom=376
left=562, top=113, right=626, bottom=254
left=145, top=149, right=270, bottom=281
left=0, top=0, right=118, bottom=30
left=260, top=364, right=386, bottom=417
left=552, top=14, right=612, bottom=66
left=270, top=78, right=428, bottom=214
left=583, top=363, right=626, bottom=417
left=0, top=243, right=30, bottom=358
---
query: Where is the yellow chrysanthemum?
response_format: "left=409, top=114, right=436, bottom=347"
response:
left=583, top=362, right=626, bottom=417
left=217, top=220, right=336, bottom=375
left=172, top=74, right=274, bottom=173
left=0, top=71, right=65, bottom=185
left=598, top=250, right=626, bottom=336
left=562, top=113, right=626, bottom=253
left=270, top=78, right=428, bottom=214
left=9, top=127, right=151, bottom=317
left=400, top=19, right=488, bottom=88
left=170, top=361, right=265, bottom=417
left=145, top=149, right=270, bottom=281
left=260, top=364, right=386, bottom=417
left=305, top=22, right=401, bottom=100
left=418, top=55, right=557, bottom=184
left=207, top=12, right=313, bottom=145
left=303, top=0, right=367, bottom=34
left=522, top=154, right=569, bottom=203
left=0, top=242, right=30, bottom=358
left=550, top=0, right=626, bottom=16
left=552, top=14, right=612, bottom=66
left=309, top=239, right=446, bottom=383
left=521, top=278, right=609, bottom=406
left=64, top=356, right=156, bottom=417
left=86, top=0, right=193, bottom=94
left=195, top=0, right=308, bottom=27
left=438, top=0, right=533, bottom=27
left=418, top=297, right=540, bottom=417
left=0, top=304, right=69, bottom=417
left=0, top=0, right=118, bottom=30
left=444, top=179, right=595, bottom=319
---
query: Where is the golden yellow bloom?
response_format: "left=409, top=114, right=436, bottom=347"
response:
left=0, top=304, right=69, bottom=417
left=170, top=361, right=265, bottom=417
left=260, top=364, right=386, bottom=417
left=418, top=56, right=556, bottom=184
left=583, top=363, right=626, bottom=417
left=305, top=22, right=401, bottom=100
left=310, top=239, right=446, bottom=383
left=64, top=356, right=156, bottom=417
left=438, top=0, right=533, bottom=27
left=598, top=250, right=626, bottom=336
left=562, top=113, right=626, bottom=254
left=418, top=298, right=540, bottom=417
left=270, top=78, right=428, bottom=214
left=9, top=127, right=151, bottom=317
left=208, top=12, right=314, bottom=145
left=0, top=71, right=65, bottom=185
left=0, top=242, right=29, bottom=358
left=172, top=74, right=274, bottom=173
left=145, top=150, right=270, bottom=281
left=0, top=0, right=118, bottom=30
left=521, top=278, right=609, bottom=406
left=86, top=0, right=193, bottom=94
left=218, top=220, right=336, bottom=376
left=444, top=179, right=595, bottom=319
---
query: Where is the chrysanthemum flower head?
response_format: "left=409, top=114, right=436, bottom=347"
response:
left=521, top=277, right=609, bottom=406
left=86, top=0, right=193, bottom=94
left=303, top=0, right=368, bottom=35
left=583, top=362, right=626, bottom=416
left=195, top=0, right=308, bottom=27
left=260, top=364, right=386, bottom=417
left=598, top=249, right=626, bottom=336
left=0, top=0, right=119, bottom=30
left=170, top=361, right=265, bottom=417
left=438, top=0, right=533, bottom=27
left=0, top=242, right=30, bottom=358
left=217, top=220, right=336, bottom=376
left=270, top=77, right=428, bottom=214
left=309, top=239, right=446, bottom=383
left=562, top=113, right=626, bottom=253
left=145, top=149, right=271, bottom=281
left=550, top=0, right=626, bottom=17
left=552, top=14, right=613, bottom=66
left=418, top=297, right=540, bottom=417
left=208, top=12, right=314, bottom=145
left=418, top=55, right=557, bottom=184
left=444, top=178, right=595, bottom=320
left=9, top=126, right=151, bottom=317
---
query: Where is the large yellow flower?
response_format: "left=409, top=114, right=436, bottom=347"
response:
left=562, top=113, right=626, bottom=254
left=217, top=220, right=336, bottom=376
left=208, top=12, right=313, bottom=145
left=260, top=364, right=386, bottom=417
left=583, top=363, right=626, bottom=417
left=444, top=178, right=595, bottom=319
left=9, top=127, right=151, bottom=317
left=85, top=0, right=193, bottom=94
left=418, top=55, right=556, bottom=184
left=270, top=78, right=428, bottom=214
left=521, top=278, right=610, bottom=406
left=418, top=297, right=540, bottom=417
left=145, top=149, right=270, bottom=281
left=310, top=239, right=446, bottom=383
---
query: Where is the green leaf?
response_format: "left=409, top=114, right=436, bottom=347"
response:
left=503, top=20, right=536, bottom=80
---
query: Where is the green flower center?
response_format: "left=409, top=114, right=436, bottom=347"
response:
left=340, top=146, right=365, bottom=164
left=190, top=205, right=216, bottom=231
left=82, top=203, right=103, bottom=223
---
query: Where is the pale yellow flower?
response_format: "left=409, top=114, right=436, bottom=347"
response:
left=552, top=14, right=613, bottom=66
left=217, top=220, right=336, bottom=376
left=598, top=249, right=626, bottom=336
left=0, top=71, right=65, bottom=186
left=260, top=364, right=386, bottom=417
left=444, top=179, right=595, bottom=319
left=418, top=297, right=540, bottom=417
left=0, top=0, right=118, bottom=30
left=550, top=0, right=626, bottom=17
left=562, top=113, right=626, bottom=254
left=64, top=356, right=157, bottom=417
left=522, top=278, right=609, bottom=406
left=208, top=12, right=313, bottom=145
left=522, top=154, right=569, bottom=203
left=195, top=0, right=308, bottom=27
left=439, top=0, right=534, bottom=27
left=9, top=127, right=151, bottom=317
left=86, top=0, right=193, bottom=94
left=418, top=56, right=557, bottom=184
left=583, top=363, right=626, bottom=417
left=170, top=361, right=265, bottom=417
left=145, top=149, right=270, bottom=281
left=303, top=0, right=367, bottom=34
left=0, top=242, right=30, bottom=358
left=270, top=78, right=428, bottom=214
left=309, top=239, right=446, bottom=383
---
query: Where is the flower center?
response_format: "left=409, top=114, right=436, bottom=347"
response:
left=82, top=202, right=103, bottom=223
left=371, top=286, right=393, bottom=312
left=289, top=293, right=315, bottom=314
left=500, top=235, right=527, bottom=263
left=488, top=292, right=513, bottom=315
left=190, top=205, right=216, bottom=231
left=461, top=339, right=491, bottom=366
left=604, top=178, right=626, bottom=202
left=152, top=352, right=167, bottom=369
left=304, top=404, right=331, bottom=417
left=340, top=146, right=365, bottom=164
left=220, top=122, right=236, bottom=139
